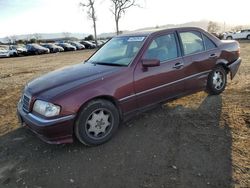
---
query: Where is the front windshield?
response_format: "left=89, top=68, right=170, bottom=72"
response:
left=87, top=36, right=145, bottom=66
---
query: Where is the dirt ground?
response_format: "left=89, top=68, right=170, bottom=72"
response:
left=0, top=44, right=249, bottom=188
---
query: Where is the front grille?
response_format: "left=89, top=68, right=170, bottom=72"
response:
left=22, top=94, right=31, bottom=112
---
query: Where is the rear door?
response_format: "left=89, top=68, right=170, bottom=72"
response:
left=133, top=32, right=187, bottom=108
left=177, top=29, right=219, bottom=92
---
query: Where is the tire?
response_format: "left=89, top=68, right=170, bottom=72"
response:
left=226, top=36, right=233, bottom=40
left=75, top=99, right=120, bottom=146
left=247, top=35, right=250, bottom=40
left=207, top=66, right=227, bottom=95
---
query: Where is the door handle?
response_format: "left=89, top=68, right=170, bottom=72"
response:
left=209, top=53, right=218, bottom=59
left=173, top=62, right=184, bottom=69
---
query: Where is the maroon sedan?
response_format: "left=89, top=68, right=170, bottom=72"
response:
left=17, top=27, right=241, bottom=146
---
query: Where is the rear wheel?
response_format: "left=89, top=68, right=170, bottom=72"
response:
left=75, top=99, right=120, bottom=146
left=207, top=66, right=227, bottom=95
left=226, top=36, right=233, bottom=40
left=247, top=35, right=250, bottom=40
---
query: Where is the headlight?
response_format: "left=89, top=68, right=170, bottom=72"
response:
left=33, top=100, right=61, bottom=117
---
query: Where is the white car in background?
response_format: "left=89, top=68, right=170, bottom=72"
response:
left=0, top=45, right=18, bottom=57
left=224, top=29, right=250, bottom=40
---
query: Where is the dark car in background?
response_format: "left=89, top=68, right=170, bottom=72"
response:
left=81, top=41, right=96, bottom=49
left=17, top=27, right=241, bottom=146
left=56, top=43, right=76, bottom=51
left=26, top=44, right=50, bottom=55
left=41, top=43, right=64, bottom=53
left=68, top=41, right=85, bottom=50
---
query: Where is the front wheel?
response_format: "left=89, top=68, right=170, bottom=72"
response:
left=74, top=99, right=120, bottom=146
left=226, top=36, right=233, bottom=40
left=247, top=35, right=250, bottom=40
left=206, top=66, right=227, bottom=95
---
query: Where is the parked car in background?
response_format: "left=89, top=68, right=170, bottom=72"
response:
left=17, top=27, right=241, bottom=146
left=80, top=41, right=96, bottom=49
left=41, top=43, right=64, bottom=53
left=68, top=41, right=85, bottom=50
left=96, top=40, right=105, bottom=47
left=224, top=29, right=250, bottom=40
left=0, top=45, right=18, bottom=57
left=211, top=32, right=224, bottom=40
left=10, top=45, right=28, bottom=56
left=26, top=44, right=50, bottom=55
left=56, top=43, right=76, bottom=51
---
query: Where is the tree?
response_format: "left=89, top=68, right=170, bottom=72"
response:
left=33, top=33, right=42, bottom=42
left=4, top=36, right=12, bottom=44
left=85, top=34, right=94, bottom=41
left=232, top=25, right=243, bottom=32
left=110, top=0, right=139, bottom=35
left=10, top=35, right=17, bottom=44
left=17, top=39, right=25, bottom=44
left=62, top=32, right=71, bottom=39
left=30, top=38, right=37, bottom=43
left=80, top=0, right=97, bottom=45
left=207, top=21, right=220, bottom=33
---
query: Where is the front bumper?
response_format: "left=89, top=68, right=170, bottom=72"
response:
left=0, top=53, right=9, bottom=57
left=228, top=58, right=241, bottom=79
left=17, top=101, right=76, bottom=144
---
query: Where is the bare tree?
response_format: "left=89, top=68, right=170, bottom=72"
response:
left=33, top=33, right=42, bottom=41
left=10, top=35, right=17, bottom=44
left=232, top=25, right=243, bottom=32
left=80, top=0, right=97, bottom=45
left=4, top=36, right=12, bottom=44
left=207, top=21, right=220, bottom=33
left=62, top=32, right=71, bottom=39
left=110, top=0, right=139, bottom=35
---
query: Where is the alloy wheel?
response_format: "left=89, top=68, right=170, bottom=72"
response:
left=212, top=70, right=225, bottom=90
left=85, top=108, right=113, bottom=140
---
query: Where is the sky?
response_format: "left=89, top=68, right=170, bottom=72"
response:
left=0, top=0, right=249, bottom=38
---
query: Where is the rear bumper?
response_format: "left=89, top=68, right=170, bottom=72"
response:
left=228, top=58, right=241, bottom=79
left=17, top=101, right=76, bottom=144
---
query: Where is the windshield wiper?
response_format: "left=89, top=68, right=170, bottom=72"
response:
left=91, top=62, right=126, bottom=67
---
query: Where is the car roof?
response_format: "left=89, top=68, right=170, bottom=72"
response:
left=116, top=27, right=205, bottom=37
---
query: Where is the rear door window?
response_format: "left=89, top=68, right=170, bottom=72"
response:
left=179, top=31, right=205, bottom=55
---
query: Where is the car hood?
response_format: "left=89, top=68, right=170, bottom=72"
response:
left=0, top=49, right=8, bottom=53
left=26, top=63, right=122, bottom=98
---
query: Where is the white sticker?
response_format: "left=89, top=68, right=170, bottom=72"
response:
left=127, top=37, right=145, bottom=42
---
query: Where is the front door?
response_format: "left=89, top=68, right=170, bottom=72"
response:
left=133, top=32, right=187, bottom=108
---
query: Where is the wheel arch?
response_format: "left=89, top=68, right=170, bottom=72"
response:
left=215, top=60, right=230, bottom=74
left=75, top=95, right=123, bottom=123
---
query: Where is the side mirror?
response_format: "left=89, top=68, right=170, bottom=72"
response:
left=142, top=59, right=160, bottom=67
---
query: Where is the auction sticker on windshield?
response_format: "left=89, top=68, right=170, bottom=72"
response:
left=127, top=37, right=145, bottom=42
